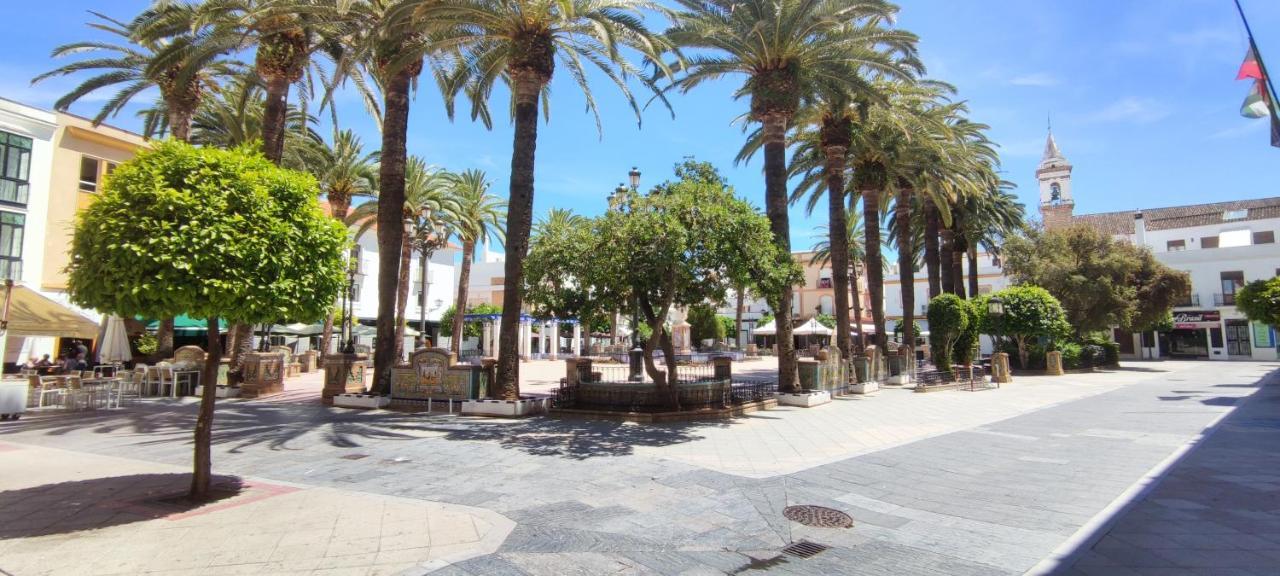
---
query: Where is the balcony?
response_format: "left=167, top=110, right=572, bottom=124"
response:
left=1213, top=293, right=1236, bottom=306
left=817, top=278, right=832, bottom=289
left=1175, top=294, right=1200, bottom=308
left=0, top=257, right=20, bottom=281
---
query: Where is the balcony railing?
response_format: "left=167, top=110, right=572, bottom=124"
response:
left=1214, top=293, right=1236, bottom=306
left=1176, top=294, right=1200, bottom=307
left=0, top=257, right=20, bottom=281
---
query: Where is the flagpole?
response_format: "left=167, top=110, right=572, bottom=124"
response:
left=1233, top=0, right=1280, bottom=146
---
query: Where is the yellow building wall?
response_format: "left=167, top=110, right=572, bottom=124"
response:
left=42, top=114, right=146, bottom=291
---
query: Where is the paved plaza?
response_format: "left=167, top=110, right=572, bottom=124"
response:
left=0, top=360, right=1276, bottom=575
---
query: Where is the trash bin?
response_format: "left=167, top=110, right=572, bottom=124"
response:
left=0, top=379, right=28, bottom=419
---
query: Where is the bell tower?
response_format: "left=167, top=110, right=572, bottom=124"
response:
left=1038, top=130, right=1074, bottom=229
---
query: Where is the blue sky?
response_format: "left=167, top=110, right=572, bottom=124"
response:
left=5, top=0, right=1280, bottom=252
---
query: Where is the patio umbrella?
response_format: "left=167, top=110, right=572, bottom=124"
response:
left=753, top=319, right=777, bottom=336
left=271, top=322, right=324, bottom=336
left=98, top=315, right=132, bottom=364
left=792, top=317, right=833, bottom=336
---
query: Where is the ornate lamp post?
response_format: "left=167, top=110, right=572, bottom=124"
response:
left=626, top=168, right=645, bottom=381
left=341, top=256, right=361, bottom=355
left=987, top=295, right=1004, bottom=348
left=987, top=295, right=1011, bottom=383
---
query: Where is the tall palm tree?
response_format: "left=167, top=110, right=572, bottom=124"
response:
left=958, top=181, right=1023, bottom=296
left=810, top=208, right=877, bottom=351
left=448, top=170, right=506, bottom=356
left=430, top=0, right=672, bottom=401
left=666, top=0, right=915, bottom=390
left=300, top=129, right=378, bottom=356
left=349, top=157, right=458, bottom=361
left=35, top=6, right=235, bottom=359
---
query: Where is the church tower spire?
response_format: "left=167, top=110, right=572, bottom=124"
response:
left=1037, top=129, right=1074, bottom=229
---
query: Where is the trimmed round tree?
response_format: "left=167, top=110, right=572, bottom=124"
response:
left=67, top=141, right=346, bottom=498
left=1236, top=277, right=1280, bottom=329
left=978, top=286, right=1071, bottom=369
left=926, top=293, right=969, bottom=373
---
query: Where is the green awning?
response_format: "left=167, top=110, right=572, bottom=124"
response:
left=144, top=315, right=229, bottom=334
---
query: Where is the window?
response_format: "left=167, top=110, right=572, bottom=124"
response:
left=1254, top=230, right=1275, bottom=244
left=1220, top=229, right=1251, bottom=248
left=1201, top=235, right=1219, bottom=249
left=0, top=211, right=24, bottom=280
left=1224, top=209, right=1248, bottom=220
left=1049, top=182, right=1061, bottom=202
left=1219, top=271, right=1244, bottom=305
left=819, top=295, right=833, bottom=315
left=0, top=131, right=32, bottom=206
left=79, top=156, right=100, bottom=192
left=1166, top=239, right=1186, bottom=251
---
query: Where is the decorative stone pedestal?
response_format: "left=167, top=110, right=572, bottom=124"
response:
left=777, top=390, right=832, bottom=407
left=849, top=381, right=879, bottom=394
left=1045, top=350, right=1064, bottom=376
left=194, top=385, right=240, bottom=398
left=334, top=393, right=389, bottom=409
left=991, top=352, right=1013, bottom=384
left=462, top=397, right=549, bottom=417
left=239, top=352, right=286, bottom=398
left=323, top=353, right=368, bottom=404
left=299, top=350, right=318, bottom=373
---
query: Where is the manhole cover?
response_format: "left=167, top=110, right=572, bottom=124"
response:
left=781, top=540, right=830, bottom=558
left=783, top=505, right=854, bottom=528
left=340, top=454, right=369, bottom=460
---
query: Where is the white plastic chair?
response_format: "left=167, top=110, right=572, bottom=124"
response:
left=151, top=363, right=177, bottom=397
left=36, top=376, right=66, bottom=408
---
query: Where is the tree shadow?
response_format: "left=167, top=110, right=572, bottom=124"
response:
left=1104, top=366, right=1170, bottom=373
left=0, top=473, right=242, bottom=539
left=1, top=398, right=733, bottom=460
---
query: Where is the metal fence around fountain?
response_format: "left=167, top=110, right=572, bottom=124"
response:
left=552, top=360, right=770, bottom=412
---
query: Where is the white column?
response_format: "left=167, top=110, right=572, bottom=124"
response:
left=549, top=321, right=560, bottom=361
left=491, top=320, right=500, bottom=359
left=543, top=322, right=552, bottom=356
left=481, top=322, right=491, bottom=357
left=572, top=323, right=582, bottom=357
left=521, top=321, right=532, bottom=361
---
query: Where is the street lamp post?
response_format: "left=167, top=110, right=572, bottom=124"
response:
left=987, top=295, right=1010, bottom=383
left=341, top=258, right=359, bottom=355
left=627, top=168, right=645, bottom=381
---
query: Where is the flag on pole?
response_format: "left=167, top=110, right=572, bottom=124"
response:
left=1238, top=46, right=1264, bottom=80
left=1242, top=80, right=1270, bottom=118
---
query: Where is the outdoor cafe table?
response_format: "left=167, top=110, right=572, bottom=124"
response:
left=172, top=370, right=200, bottom=396
left=65, top=377, right=125, bottom=410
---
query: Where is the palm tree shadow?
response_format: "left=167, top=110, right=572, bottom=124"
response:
left=0, top=473, right=242, bottom=539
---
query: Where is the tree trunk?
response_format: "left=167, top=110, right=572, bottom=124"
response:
left=227, top=326, right=253, bottom=386
left=734, top=286, right=744, bottom=350
left=156, top=318, right=175, bottom=361
left=862, top=188, right=887, bottom=349
left=451, top=241, right=474, bottom=355
left=496, top=72, right=545, bottom=401
left=372, top=66, right=414, bottom=395
left=824, top=145, right=853, bottom=359
left=896, top=187, right=915, bottom=356
left=394, top=234, right=412, bottom=361
left=319, top=194, right=351, bottom=362
left=761, top=114, right=797, bottom=392
left=940, top=227, right=954, bottom=295
left=261, top=75, right=290, bottom=164
left=851, top=262, right=864, bottom=352
left=924, top=201, right=941, bottom=299
left=951, top=224, right=967, bottom=299
left=320, top=313, right=334, bottom=356
left=190, top=316, right=221, bottom=499
left=168, top=107, right=193, bottom=143
left=968, top=244, right=980, bottom=298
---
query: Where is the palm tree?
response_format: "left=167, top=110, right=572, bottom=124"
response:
left=349, top=157, right=458, bottom=361
left=448, top=170, right=506, bottom=356
left=810, top=207, right=877, bottom=351
left=431, top=0, right=672, bottom=401
left=666, top=0, right=916, bottom=390
left=958, top=182, right=1023, bottom=296
left=300, top=129, right=378, bottom=356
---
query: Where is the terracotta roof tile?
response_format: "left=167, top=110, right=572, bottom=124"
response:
left=1068, top=196, right=1280, bottom=235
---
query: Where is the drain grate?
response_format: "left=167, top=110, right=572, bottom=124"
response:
left=340, top=454, right=369, bottom=460
left=781, top=540, right=830, bottom=559
left=783, top=505, right=854, bottom=528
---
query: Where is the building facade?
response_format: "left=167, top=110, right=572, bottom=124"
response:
left=1039, top=134, right=1280, bottom=361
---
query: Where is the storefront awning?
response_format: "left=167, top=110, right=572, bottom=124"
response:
left=3, top=284, right=100, bottom=340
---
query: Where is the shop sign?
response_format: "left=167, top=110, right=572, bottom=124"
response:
left=1173, top=310, right=1221, bottom=329
left=1254, top=322, right=1276, bottom=348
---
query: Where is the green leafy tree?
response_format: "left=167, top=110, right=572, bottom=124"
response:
left=1236, top=276, right=1280, bottom=328
left=926, top=293, right=968, bottom=373
left=1002, top=225, right=1190, bottom=336
left=523, top=209, right=598, bottom=341
left=687, top=304, right=725, bottom=345
left=66, top=141, right=345, bottom=499
left=975, top=286, right=1070, bottom=369
left=951, top=299, right=981, bottom=368
left=439, top=303, right=502, bottom=339
left=815, top=314, right=837, bottom=329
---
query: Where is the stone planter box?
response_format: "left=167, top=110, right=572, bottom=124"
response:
left=323, top=353, right=368, bottom=403
left=849, top=382, right=879, bottom=395
left=777, top=390, right=832, bottom=407
left=333, top=394, right=389, bottom=409
left=240, top=352, right=286, bottom=398
left=574, top=379, right=731, bottom=411
left=463, top=397, right=548, bottom=417
left=194, top=385, right=240, bottom=399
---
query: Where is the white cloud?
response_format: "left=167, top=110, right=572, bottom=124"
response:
left=1169, top=28, right=1237, bottom=47
left=1009, top=72, right=1060, bottom=87
left=1209, top=120, right=1267, bottom=140
left=1085, top=97, right=1172, bottom=125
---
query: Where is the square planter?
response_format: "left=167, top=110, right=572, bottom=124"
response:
left=849, top=382, right=879, bottom=395
left=333, top=394, right=390, bottom=409
left=194, top=385, right=240, bottom=398
left=462, top=397, right=548, bottom=417
left=777, top=390, right=832, bottom=407
left=885, top=374, right=910, bottom=386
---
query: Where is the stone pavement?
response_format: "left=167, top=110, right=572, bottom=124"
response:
left=0, top=360, right=1275, bottom=575
left=0, top=442, right=513, bottom=576
left=1044, top=363, right=1280, bottom=576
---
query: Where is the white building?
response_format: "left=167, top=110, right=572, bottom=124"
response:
left=1040, top=132, right=1280, bottom=361
left=345, top=225, right=459, bottom=355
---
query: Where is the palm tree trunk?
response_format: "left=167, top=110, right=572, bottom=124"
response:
left=951, top=230, right=967, bottom=299
left=824, top=146, right=853, bottom=359
left=496, top=73, right=545, bottom=401
left=394, top=235, right=412, bottom=361
left=371, top=66, right=414, bottom=395
left=968, top=244, right=980, bottom=298
left=762, top=114, right=797, bottom=392
left=318, top=195, right=350, bottom=362
left=190, top=316, right=221, bottom=499
left=862, top=188, right=887, bottom=349
left=940, top=227, right=955, bottom=295
left=850, top=262, right=864, bottom=352
left=924, top=202, right=941, bottom=299
left=451, top=241, right=474, bottom=355
left=734, top=286, right=744, bottom=350
left=261, top=75, right=290, bottom=164
left=896, top=187, right=915, bottom=356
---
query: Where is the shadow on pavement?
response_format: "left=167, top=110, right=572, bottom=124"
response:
left=0, top=399, right=730, bottom=459
left=0, top=473, right=242, bottom=539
